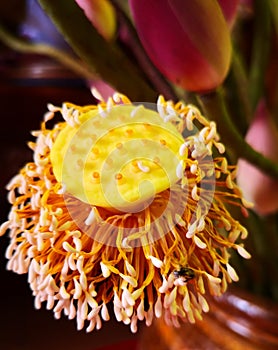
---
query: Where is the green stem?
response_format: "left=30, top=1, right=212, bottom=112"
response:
left=267, top=0, right=278, bottom=37
left=38, top=0, right=157, bottom=102
left=0, top=23, right=95, bottom=80
left=198, top=90, right=278, bottom=178
left=231, top=49, right=253, bottom=127
left=249, top=0, right=271, bottom=111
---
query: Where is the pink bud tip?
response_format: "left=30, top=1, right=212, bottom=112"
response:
left=129, top=0, right=231, bottom=92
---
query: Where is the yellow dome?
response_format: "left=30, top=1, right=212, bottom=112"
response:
left=50, top=104, right=184, bottom=211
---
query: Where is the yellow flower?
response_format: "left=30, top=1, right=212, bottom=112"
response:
left=0, top=93, right=251, bottom=333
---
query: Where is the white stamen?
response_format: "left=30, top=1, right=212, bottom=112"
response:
left=149, top=256, right=164, bottom=269
left=86, top=319, right=96, bottom=333
left=131, top=288, right=144, bottom=301
left=85, top=208, right=96, bottom=226
left=0, top=221, right=10, bottom=236
left=130, top=315, right=138, bottom=333
left=125, top=260, right=137, bottom=277
left=175, top=214, right=186, bottom=227
left=176, top=161, right=184, bottom=179
left=194, top=235, right=207, bottom=249
left=100, top=262, right=111, bottom=278
left=73, top=278, right=82, bottom=299
left=157, top=96, right=166, bottom=119
left=137, top=299, right=145, bottom=321
left=101, top=303, right=110, bottom=321
left=154, top=295, right=163, bottom=318
left=137, top=161, right=150, bottom=173
left=80, top=299, right=88, bottom=320
left=47, top=103, right=60, bottom=112
left=226, top=263, right=239, bottom=282
left=98, top=104, right=108, bottom=118
left=158, top=276, right=169, bottom=294
left=237, top=245, right=251, bottom=259
left=198, top=293, right=209, bottom=313
left=60, top=285, right=70, bottom=299
left=145, top=305, right=153, bottom=326
left=91, top=87, right=104, bottom=101
left=122, top=288, right=135, bottom=306
left=206, top=273, right=222, bottom=284
left=214, top=142, right=225, bottom=154
left=106, top=97, right=113, bottom=112
left=62, top=241, right=77, bottom=253
left=179, top=143, right=187, bottom=156
left=130, top=104, right=143, bottom=118
left=191, top=185, right=199, bottom=201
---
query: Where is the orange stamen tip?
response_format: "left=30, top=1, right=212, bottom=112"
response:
left=115, top=173, right=123, bottom=180
left=125, top=129, right=133, bottom=136
left=93, top=171, right=100, bottom=179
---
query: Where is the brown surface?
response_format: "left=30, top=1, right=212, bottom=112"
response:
left=0, top=53, right=138, bottom=350
left=138, top=287, right=278, bottom=350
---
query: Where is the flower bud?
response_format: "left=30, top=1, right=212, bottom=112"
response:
left=75, top=0, right=116, bottom=40
left=217, top=0, right=239, bottom=27
left=237, top=101, right=278, bottom=215
left=129, top=0, right=231, bottom=92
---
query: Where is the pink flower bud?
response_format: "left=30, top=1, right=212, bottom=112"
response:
left=75, top=0, right=116, bottom=40
left=129, top=0, right=231, bottom=92
left=217, top=0, right=239, bottom=27
left=237, top=101, right=278, bottom=215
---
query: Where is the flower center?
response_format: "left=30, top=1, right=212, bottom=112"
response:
left=50, top=104, right=184, bottom=211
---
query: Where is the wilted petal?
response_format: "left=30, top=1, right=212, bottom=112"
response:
left=129, top=0, right=231, bottom=92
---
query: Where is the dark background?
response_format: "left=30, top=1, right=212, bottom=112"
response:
left=0, top=52, right=138, bottom=350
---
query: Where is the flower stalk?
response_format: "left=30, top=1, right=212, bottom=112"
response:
left=248, top=0, right=271, bottom=111
left=0, top=23, right=95, bottom=80
left=198, top=90, right=278, bottom=178
left=38, top=0, right=157, bottom=101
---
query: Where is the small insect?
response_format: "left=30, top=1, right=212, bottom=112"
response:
left=173, top=266, right=195, bottom=283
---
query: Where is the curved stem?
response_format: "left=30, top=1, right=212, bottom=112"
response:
left=248, top=0, right=271, bottom=111
left=267, top=0, right=278, bottom=36
left=198, top=89, right=278, bottom=178
left=231, top=49, right=253, bottom=126
left=38, top=0, right=157, bottom=102
left=0, top=23, right=95, bottom=80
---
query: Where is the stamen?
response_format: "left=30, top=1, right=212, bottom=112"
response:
left=137, top=161, right=150, bottom=173
left=237, top=245, right=251, bottom=259
left=226, top=264, right=239, bottom=282
left=176, top=161, right=184, bottom=179
left=130, top=105, right=143, bottom=118
left=85, top=208, right=96, bottom=226
left=149, top=256, right=164, bottom=269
